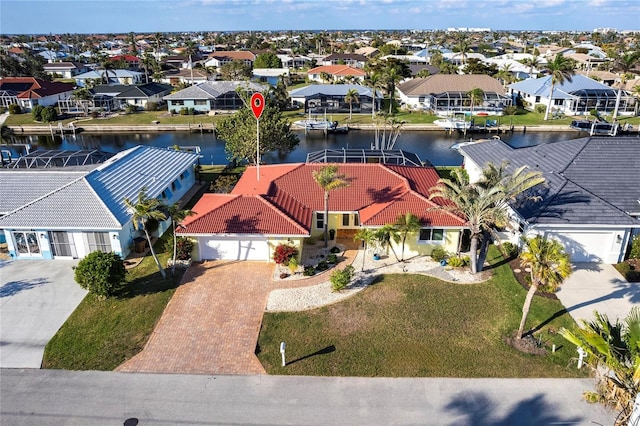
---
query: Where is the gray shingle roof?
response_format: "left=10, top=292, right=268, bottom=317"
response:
left=164, top=81, right=265, bottom=100
left=289, top=84, right=381, bottom=98
left=0, top=146, right=200, bottom=230
left=458, top=137, right=640, bottom=226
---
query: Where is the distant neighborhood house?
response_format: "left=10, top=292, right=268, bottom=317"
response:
left=163, top=81, right=265, bottom=113
left=0, top=77, right=74, bottom=110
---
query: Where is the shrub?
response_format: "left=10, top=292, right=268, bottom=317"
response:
left=502, top=242, right=518, bottom=258
left=461, top=256, right=471, bottom=266
left=630, top=235, right=640, bottom=259
left=0, top=107, right=6, bottom=114
left=330, top=246, right=341, bottom=254
left=615, top=262, right=640, bottom=282
left=8, top=104, right=21, bottom=114
left=125, top=104, right=138, bottom=114
left=503, top=105, right=517, bottom=115
left=175, top=237, right=194, bottom=260
left=41, top=106, right=58, bottom=122
left=326, top=253, right=338, bottom=264
left=32, top=105, right=44, bottom=121
left=146, top=102, right=159, bottom=111
left=303, top=266, right=316, bottom=276
left=535, top=105, right=546, bottom=114
left=306, top=236, right=317, bottom=245
left=430, top=247, right=448, bottom=262
left=448, top=256, right=465, bottom=268
left=589, top=109, right=599, bottom=117
left=316, top=260, right=329, bottom=271
left=330, top=265, right=354, bottom=292
left=273, top=244, right=298, bottom=265
left=74, top=251, right=127, bottom=298
left=179, top=107, right=189, bottom=116
left=288, top=256, right=299, bottom=273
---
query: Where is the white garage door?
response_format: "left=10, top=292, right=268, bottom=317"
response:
left=198, top=236, right=270, bottom=261
left=546, top=231, right=613, bottom=263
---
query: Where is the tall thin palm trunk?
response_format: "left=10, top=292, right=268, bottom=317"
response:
left=517, top=279, right=539, bottom=339
left=144, top=227, right=166, bottom=280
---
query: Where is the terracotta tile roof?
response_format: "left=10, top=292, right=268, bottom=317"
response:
left=182, top=163, right=465, bottom=236
left=307, top=65, right=366, bottom=77
left=179, top=194, right=307, bottom=235
left=0, top=77, right=74, bottom=99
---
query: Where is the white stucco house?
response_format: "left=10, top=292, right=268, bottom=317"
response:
left=0, top=146, right=200, bottom=261
left=457, top=137, right=640, bottom=264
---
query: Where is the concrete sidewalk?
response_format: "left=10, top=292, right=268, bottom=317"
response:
left=556, top=263, right=640, bottom=324
left=0, top=369, right=617, bottom=425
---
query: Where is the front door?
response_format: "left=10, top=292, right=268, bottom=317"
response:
left=49, top=231, right=77, bottom=258
left=12, top=231, right=41, bottom=257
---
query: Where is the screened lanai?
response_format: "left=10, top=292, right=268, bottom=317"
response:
left=10, top=150, right=112, bottom=169
left=306, top=149, right=424, bottom=166
left=433, top=91, right=511, bottom=115
left=569, top=88, right=636, bottom=115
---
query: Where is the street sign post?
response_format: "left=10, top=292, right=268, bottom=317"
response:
left=250, top=93, right=265, bottom=180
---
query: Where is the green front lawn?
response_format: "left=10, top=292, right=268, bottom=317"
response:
left=42, top=233, right=184, bottom=371
left=257, top=248, right=586, bottom=377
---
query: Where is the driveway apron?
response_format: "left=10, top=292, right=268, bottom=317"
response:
left=555, top=263, right=640, bottom=324
left=117, top=261, right=273, bottom=375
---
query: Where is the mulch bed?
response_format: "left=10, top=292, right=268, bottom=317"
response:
left=507, top=256, right=558, bottom=300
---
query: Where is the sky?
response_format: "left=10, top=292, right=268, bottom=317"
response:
left=1, top=0, right=639, bottom=35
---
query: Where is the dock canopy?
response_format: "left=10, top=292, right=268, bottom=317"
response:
left=10, top=149, right=113, bottom=169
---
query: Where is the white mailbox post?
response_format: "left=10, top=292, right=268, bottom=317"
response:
left=280, top=341, right=286, bottom=367
left=577, top=347, right=586, bottom=369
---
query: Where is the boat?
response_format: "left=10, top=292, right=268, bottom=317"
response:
left=433, top=117, right=472, bottom=131
left=292, top=118, right=349, bottom=133
left=569, top=119, right=620, bottom=136
left=450, top=135, right=502, bottom=150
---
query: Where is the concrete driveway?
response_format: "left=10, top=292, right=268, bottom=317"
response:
left=555, top=263, right=640, bottom=324
left=0, top=259, right=87, bottom=368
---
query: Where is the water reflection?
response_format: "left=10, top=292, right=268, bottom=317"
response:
left=6, top=129, right=581, bottom=167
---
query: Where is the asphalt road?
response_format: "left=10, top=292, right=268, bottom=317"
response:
left=1, top=369, right=616, bottom=425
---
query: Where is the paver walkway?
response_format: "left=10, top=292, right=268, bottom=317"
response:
left=117, top=249, right=359, bottom=375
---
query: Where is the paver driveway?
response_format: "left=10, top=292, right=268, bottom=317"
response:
left=117, top=261, right=273, bottom=375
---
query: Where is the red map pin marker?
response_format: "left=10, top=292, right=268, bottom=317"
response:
left=251, top=93, right=265, bottom=119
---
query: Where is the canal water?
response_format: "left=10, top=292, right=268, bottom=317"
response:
left=8, top=129, right=581, bottom=167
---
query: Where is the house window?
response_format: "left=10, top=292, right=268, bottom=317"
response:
left=194, top=100, right=207, bottom=106
left=342, top=214, right=350, bottom=226
left=419, top=228, right=445, bottom=242
left=316, top=212, right=325, bottom=230
left=354, top=214, right=359, bottom=226
left=13, top=231, right=40, bottom=255
left=418, top=96, right=426, bottom=103
left=535, top=96, right=541, bottom=103
left=554, top=99, right=564, bottom=106
left=173, top=100, right=185, bottom=106
left=87, top=232, right=111, bottom=253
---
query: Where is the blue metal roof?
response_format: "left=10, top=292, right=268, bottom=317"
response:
left=508, top=74, right=614, bottom=98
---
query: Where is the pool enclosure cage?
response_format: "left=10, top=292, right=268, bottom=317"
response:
left=306, top=149, right=424, bottom=167
left=432, top=91, right=511, bottom=115
left=9, top=149, right=113, bottom=169
left=568, top=89, right=636, bottom=116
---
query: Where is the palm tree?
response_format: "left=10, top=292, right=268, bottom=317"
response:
left=312, top=165, right=350, bottom=248
left=393, top=213, right=421, bottom=261
left=517, top=235, right=572, bottom=339
left=374, top=224, right=400, bottom=262
left=154, top=32, right=164, bottom=61
left=344, top=88, right=359, bottom=120
left=124, top=187, right=167, bottom=280
left=455, top=39, right=470, bottom=65
left=364, top=73, right=383, bottom=118
left=467, top=87, right=485, bottom=114
left=429, top=164, right=545, bottom=274
left=167, top=202, right=195, bottom=276
left=141, top=53, right=155, bottom=84
left=560, top=308, right=640, bottom=422
left=354, top=228, right=376, bottom=271
left=543, top=53, right=575, bottom=121
left=383, top=66, right=402, bottom=114
left=521, top=55, right=541, bottom=78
